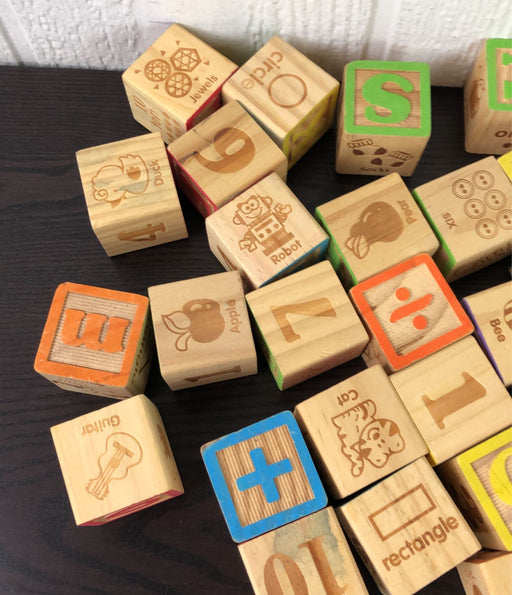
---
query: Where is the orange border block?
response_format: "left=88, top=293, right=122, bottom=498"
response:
left=350, top=254, right=473, bottom=371
left=35, top=282, right=149, bottom=387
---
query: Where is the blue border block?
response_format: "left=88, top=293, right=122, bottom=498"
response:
left=201, top=411, right=327, bottom=543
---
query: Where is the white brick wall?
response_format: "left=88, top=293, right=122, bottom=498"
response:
left=0, top=0, right=511, bottom=85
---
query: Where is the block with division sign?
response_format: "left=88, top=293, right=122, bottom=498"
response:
left=336, top=457, right=480, bottom=595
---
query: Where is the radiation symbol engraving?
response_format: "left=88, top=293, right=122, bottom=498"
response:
left=141, top=43, right=202, bottom=98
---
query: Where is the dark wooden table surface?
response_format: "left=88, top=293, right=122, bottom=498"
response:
left=0, top=65, right=510, bottom=594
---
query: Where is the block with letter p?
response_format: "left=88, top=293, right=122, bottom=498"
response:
left=34, top=282, right=152, bottom=399
left=201, top=411, right=327, bottom=543
left=336, top=60, right=431, bottom=177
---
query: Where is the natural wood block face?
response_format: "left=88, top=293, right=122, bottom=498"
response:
left=205, top=172, right=329, bottom=290
left=148, top=270, right=257, bottom=390
left=221, top=36, right=340, bottom=168
left=350, top=253, right=473, bottom=373
left=51, top=394, right=184, bottom=525
left=336, top=60, right=431, bottom=177
left=457, top=550, right=512, bottom=595
left=412, top=156, right=512, bottom=281
left=464, top=39, right=512, bottom=155
left=34, top=283, right=152, bottom=399
left=167, top=101, right=288, bottom=216
left=294, top=365, right=427, bottom=499
left=122, top=24, right=238, bottom=144
left=463, top=281, right=512, bottom=387
left=238, top=507, right=368, bottom=595
left=201, top=411, right=327, bottom=543
left=246, top=261, right=369, bottom=390
left=437, top=427, right=512, bottom=551
left=315, top=173, right=439, bottom=286
left=389, top=336, right=512, bottom=465
left=336, top=457, right=481, bottom=595
left=76, top=132, right=188, bottom=256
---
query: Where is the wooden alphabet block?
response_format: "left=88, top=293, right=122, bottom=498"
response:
left=412, top=155, right=512, bottom=281
left=336, top=60, right=431, bottom=177
left=201, top=410, right=327, bottom=543
left=34, top=282, right=152, bottom=399
left=315, top=173, right=439, bottom=287
left=294, top=365, right=427, bottom=499
left=167, top=101, right=288, bottom=216
left=148, top=270, right=257, bottom=390
left=336, top=457, right=481, bottom=595
left=246, top=261, right=369, bottom=390
left=463, top=281, right=512, bottom=387
left=76, top=132, right=188, bottom=256
left=221, top=36, right=340, bottom=168
left=238, top=507, right=368, bottom=595
left=437, top=427, right=512, bottom=552
left=122, top=24, right=238, bottom=144
left=389, top=336, right=512, bottom=465
left=206, top=172, right=329, bottom=290
left=464, top=39, right=512, bottom=155
left=350, top=253, right=473, bottom=373
left=51, top=394, right=184, bottom=525
left=498, top=150, right=512, bottom=180
left=457, top=550, right=512, bottom=595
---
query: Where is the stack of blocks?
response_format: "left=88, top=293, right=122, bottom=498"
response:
left=34, top=23, right=512, bottom=595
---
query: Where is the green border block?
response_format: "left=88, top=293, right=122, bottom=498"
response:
left=486, top=38, right=512, bottom=112
left=344, top=60, right=431, bottom=137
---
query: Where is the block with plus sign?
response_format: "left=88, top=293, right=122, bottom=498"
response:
left=201, top=411, right=327, bottom=543
left=51, top=394, right=184, bottom=526
left=34, top=282, right=152, bottom=398
left=437, top=427, right=512, bottom=551
left=76, top=132, right=188, bottom=256
left=457, top=550, right=512, bottom=595
left=412, top=155, right=512, bottom=281
left=463, top=281, right=512, bottom=387
left=122, top=24, right=238, bottom=144
left=389, top=336, right=512, bottom=465
left=315, top=173, right=439, bottom=287
left=246, top=261, right=369, bottom=389
left=336, top=60, right=431, bottom=177
left=205, top=172, right=329, bottom=290
left=350, top=253, right=473, bottom=373
left=294, top=365, right=427, bottom=499
left=238, top=507, right=368, bottom=595
left=464, top=39, right=512, bottom=155
left=221, top=36, right=339, bottom=168
left=167, top=101, right=288, bottom=216
left=336, top=457, right=480, bottom=595
left=148, top=270, right=257, bottom=390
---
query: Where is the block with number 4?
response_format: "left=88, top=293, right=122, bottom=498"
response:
left=350, top=253, right=473, bottom=373
left=34, top=282, right=152, bottom=398
left=206, top=172, right=329, bottom=290
left=221, top=36, right=340, bottom=168
left=201, top=410, right=327, bottom=543
left=167, top=101, right=287, bottom=216
left=239, top=507, right=368, bottom=595
left=390, top=336, right=512, bottom=465
left=336, top=60, right=431, bottom=177
left=413, top=155, right=512, bottom=281
left=76, top=132, right=188, bottom=256
left=149, top=270, right=257, bottom=390
left=437, top=427, right=512, bottom=551
left=464, top=38, right=512, bottom=155
left=51, top=394, right=184, bottom=525
left=337, top=457, right=480, bottom=595
left=122, top=24, right=238, bottom=143
left=246, top=261, right=369, bottom=389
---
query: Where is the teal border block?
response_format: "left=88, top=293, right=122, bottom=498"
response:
left=486, top=39, right=512, bottom=112
left=201, top=411, right=327, bottom=543
left=344, top=60, right=431, bottom=137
